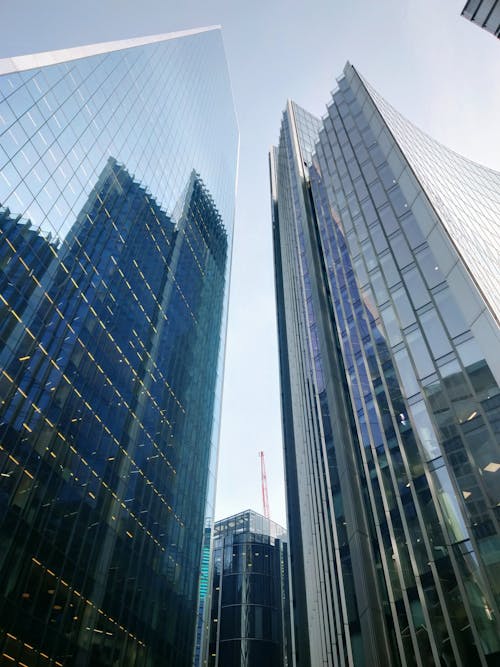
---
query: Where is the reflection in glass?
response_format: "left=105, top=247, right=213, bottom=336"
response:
left=208, top=510, right=291, bottom=667
left=271, top=62, right=500, bottom=667
left=0, top=28, right=238, bottom=667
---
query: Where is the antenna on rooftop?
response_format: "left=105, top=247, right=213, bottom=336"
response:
left=259, top=451, right=270, bottom=519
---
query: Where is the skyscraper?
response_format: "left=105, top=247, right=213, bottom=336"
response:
left=0, top=28, right=238, bottom=666
left=207, top=510, right=291, bottom=667
left=462, top=1, right=500, bottom=38
left=270, top=64, right=500, bottom=667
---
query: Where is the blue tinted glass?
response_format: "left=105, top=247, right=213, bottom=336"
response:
left=0, top=29, right=237, bottom=667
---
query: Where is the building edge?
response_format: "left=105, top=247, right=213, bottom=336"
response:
left=0, top=25, right=221, bottom=75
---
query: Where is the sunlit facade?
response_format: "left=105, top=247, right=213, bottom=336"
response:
left=207, top=510, right=291, bottom=667
left=271, top=64, right=500, bottom=666
left=0, top=28, right=238, bottom=666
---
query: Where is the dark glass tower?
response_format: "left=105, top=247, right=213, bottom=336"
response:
left=207, top=510, right=291, bottom=667
left=270, top=65, right=500, bottom=667
left=0, top=28, right=238, bottom=667
left=462, top=1, right=500, bottom=38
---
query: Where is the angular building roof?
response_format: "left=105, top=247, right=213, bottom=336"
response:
left=0, top=26, right=221, bottom=74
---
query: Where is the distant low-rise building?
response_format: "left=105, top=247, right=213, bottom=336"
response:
left=207, top=510, right=292, bottom=667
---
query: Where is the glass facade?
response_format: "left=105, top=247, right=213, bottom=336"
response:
left=271, top=65, right=500, bottom=666
left=0, top=28, right=238, bottom=667
left=462, top=1, right=500, bottom=38
left=207, top=510, right=291, bottom=667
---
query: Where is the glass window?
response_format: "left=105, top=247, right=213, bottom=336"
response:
left=361, top=238, right=377, bottom=270
left=348, top=160, right=362, bottom=181
left=378, top=163, right=396, bottom=190
left=409, top=400, right=440, bottom=460
left=368, top=145, right=385, bottom=166
left=420, top=309, right=452, bottom=359
left=417, top=247, right=445, bottom=289
left=404, top=267, right=430, bottom=310
left=393, top=287, right=416, bottom=328
left=381, top=305, right=402, bottom=346
left=394, top=348, right=419, bottom=397
left=407, top=330, right=435, bottom=378
left=371, top=269, right=388, bottom=306
left=456, top=338, right=483, bottom=368
left=378, top=204, right=398, bottom=235
left=388, top=185, right=408, bottom=217
left=431, top=465, right=467, bottom=543
left=369, top=181, right=387, bottom=208
left=391, top=232, right=413, bottom=270
left=401, top=213, right=425, bottom=249
left=370, top=224, right=388, bottom=253
left=353, top=213, right=368, bottom=241
left=354, top=142, right=369, bottom=165
left=361, top=161, right=377, bottom=184
left=434, top=289, right=468, bottom=339
left=381, top=251, right=400, bottom=287
left=354, top=256, right=368, bottom=287
left=361, top=198, right=377, bottom=225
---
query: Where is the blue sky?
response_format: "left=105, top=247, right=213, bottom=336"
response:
left=1, top=0, right=499, bottom=528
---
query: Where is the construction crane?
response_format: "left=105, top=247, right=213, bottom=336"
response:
left=259, top=451, right=270, bottom=519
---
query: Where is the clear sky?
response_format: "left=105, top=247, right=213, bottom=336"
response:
left=1, top=0, right=499, bottom=528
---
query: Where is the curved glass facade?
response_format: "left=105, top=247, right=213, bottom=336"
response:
left=0, top=29, right=238, bottom=667
left=271, top=64, right=500, bottom=666
left=207, top=510, right=291, bottom=667
left=360, top=72, right=500, bottom=325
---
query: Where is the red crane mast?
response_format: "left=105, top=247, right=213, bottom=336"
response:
left=259, top=451, right=270, bottom=519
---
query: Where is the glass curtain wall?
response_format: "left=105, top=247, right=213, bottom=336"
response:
left=271, top=64, right=500, bottom=667
left=0, top=28, right=238, bottom=667
left=207, top=510, right=291, bottom=667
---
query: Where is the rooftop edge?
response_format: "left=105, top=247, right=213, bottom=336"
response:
left=0, top=25, right=221, bottom=76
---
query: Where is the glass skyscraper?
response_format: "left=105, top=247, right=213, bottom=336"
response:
left=462, top=1, right=500, bottom=38
left=0, top=28, right=238, bottom=666
left=270, top=64, right=500, bottom=666
left=207, top=510, right=291, bottom=667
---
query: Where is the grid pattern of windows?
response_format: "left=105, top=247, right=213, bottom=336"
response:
left=361, top=72, right=500, bottom=322
left=0, top=29, right=238, bottom=667
left=271, top=63, right=500, bottom=666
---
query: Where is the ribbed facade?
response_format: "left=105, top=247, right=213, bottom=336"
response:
left=462, top=1, right=500, bottom=38
left=271, top=64, right=500, bottom=667
left=0, top=29, right=238, bottom=667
